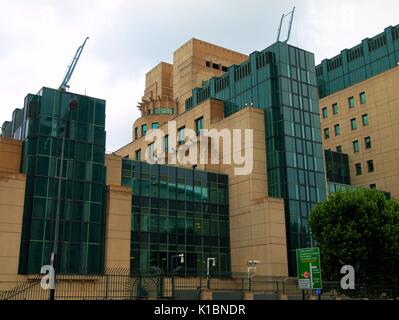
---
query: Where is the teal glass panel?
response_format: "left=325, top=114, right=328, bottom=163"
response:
left=322, top=107, right=328, bottom=119
left=360, top=92, right=367, bottom=104
left=351, top=118, right=357, bottom=130
left=122, top=159, right=230, bottom=277
left=334, top=124, right=341, bottom=136
left=17, top=87, right=106, bottom=275
left=365, top=136, right=372, bottom=149
left=141, top=124, right=147, bottom=136
left=316, top=25, right=399, bottom=98
left=348, top=96, right=355, bottom=108
left=332, top=103, right=339, bottom=115
left=195, top=117, right=204, bottom=136
left=355, top=163, right=362, bottom=176
left=324, top=128, right=330, bottom=139
left=353, top=140, right=360, bottom=153
left=362, top=114, right=369, bottom=126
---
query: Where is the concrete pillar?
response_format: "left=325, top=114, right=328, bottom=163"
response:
left=200, top=288, right=213, bottom=300
left=278, top=294, right=289, bottom=300
left=243, top=291, right=254, bottom=300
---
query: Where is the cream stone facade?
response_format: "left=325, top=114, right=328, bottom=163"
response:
left=211, top=108, right=287, bottom=276
left=115, top=99, right=288, bottom=277
left=172, top=38, right=248, bottom=113
left=144, top=62, right=173, bottom=100
left=0, top=141, right=134, bottom=291
left=132, top=112, right=176, bottom=142
left=320, top=66, right=399, bottom=199
left=1, top=26, right=398, bottom=299
left=0, top=138, right=27, bottom=291
left=132, top=39, right=248, bottom=141
left=104, top=155, right=131, bottom=270
left=133, top=62, right=177, bottom=141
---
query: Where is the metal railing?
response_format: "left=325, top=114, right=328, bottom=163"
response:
left=0, top=268, right=133, bottom=300
left=0, top=270, right=291, bottom=300
left=1, top=270, right=398, bottom=300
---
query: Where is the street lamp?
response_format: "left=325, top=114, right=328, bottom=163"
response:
left=247, top=260, right=260, bottom=292
left=170, top=253, right=184, bottom=299
left=206, top=258, right=216, bottom=289
left=49, top=99, right=77, bottom=301
left=170, top=253, right=184, bottom=273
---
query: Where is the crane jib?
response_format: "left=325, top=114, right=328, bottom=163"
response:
left=59, top=37, right=89, bottom=91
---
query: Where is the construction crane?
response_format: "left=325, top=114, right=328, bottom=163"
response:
left=276, top=7, right=295, bottom=43
left=59, top=37, right=89, bottom=91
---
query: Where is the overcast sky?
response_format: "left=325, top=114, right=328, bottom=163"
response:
left=1, top=0, right=398, bottom=151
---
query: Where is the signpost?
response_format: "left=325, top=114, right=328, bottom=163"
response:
left=296, top=248, right=322, bottom=290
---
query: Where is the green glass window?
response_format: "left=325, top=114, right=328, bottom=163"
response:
left=36, top=156, right=50, bottom=175
left=367, top=160, right=374, bottom=173
left=18, top=88, right=106, bottom=275
left=141, top=124, right=147, bottom=136
left=161, top=107, right=167, bottom=114
left=151, top=122, right=159, bottom=129
left=147, top=143, right=154, bottom=159
left=350, top=118, right=357, bottom=130
left=163, top=135, right=169, bottom=152
left=334, top=124, right=341, bottom=136
left=324, top=128, right=330, bottom=139
left=353, top=140, right=360, bottom=153
left=362, top=114, right=369, bottom=126
left=94, top=101, right=106, bottom=126
left=135, top=149, right=141, bottom=161
left=332, top=103, right=339, bottom=115
left=322, top=107, right=328, bottom=119
left=134, top=127, right=138, bottom=139
left=360, top=92, right=366, bottom=104
left=355, top=163, right=362, bottom=176
left=178, top=127, right=185, bottom=145
left=169, top=43, right=327, bottom=274
left=348, top=96, right=355, bottom=108
left=365, top=136, right=372, bottom=149
left=195, top=117, right=204, bottom=136
left=169, top=108, right=174, bottom=114
left=121, top=159, right=230, bottom=277
left=93, top=145, right=104, bottom=163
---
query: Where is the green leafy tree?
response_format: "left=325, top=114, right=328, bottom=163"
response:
left=309, top=189, right=399, bottom=285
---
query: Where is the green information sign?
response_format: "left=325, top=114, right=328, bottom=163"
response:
left=296, top=248, right=322, bottom=290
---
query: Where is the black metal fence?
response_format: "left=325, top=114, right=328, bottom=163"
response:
left=0, top=269, right=135, bottom=300
left=1, top=269, right=398, bottom=300
left=0, top=269, right=289, bottom=300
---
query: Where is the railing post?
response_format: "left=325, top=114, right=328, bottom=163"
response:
left=171, top=274, right=175, bottom=299
left=157, top=274, right=160, bottom=299
left=105, top=273, right=109, bottom=300
left=276, top=280, right=279, bottom=293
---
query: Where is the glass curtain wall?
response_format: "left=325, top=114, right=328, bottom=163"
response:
left=122, top=160, right=230, bottom=277
left=183, top=42, right=326, bottom=275
left=18, top=87, right=107, bottom=275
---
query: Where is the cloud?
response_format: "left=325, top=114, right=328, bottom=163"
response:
left=302, top=0, right=399, bottom=63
